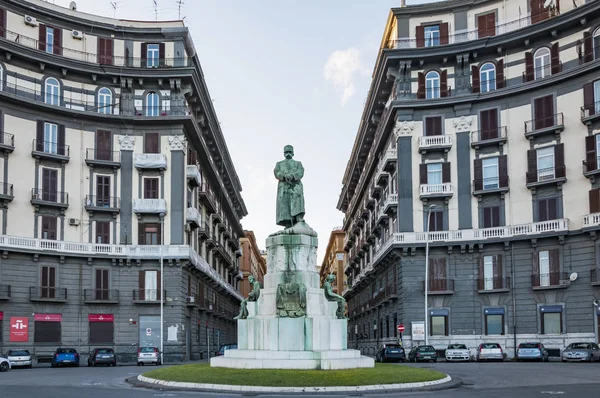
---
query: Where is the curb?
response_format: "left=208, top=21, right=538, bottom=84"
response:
left=131, top=374, right=461, bottom=394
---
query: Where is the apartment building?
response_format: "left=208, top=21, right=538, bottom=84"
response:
left=0, top=0, right=247, bottom=361
left=319, top=228, right=347, bottom=294
left=339, top=0, right=600, bottom=358
left=239, top=231, right=267, bottom=296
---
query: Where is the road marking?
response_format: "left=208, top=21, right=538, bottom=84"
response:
left=154, top=394, right=176, bottom=397
left=541, top=392, right=565, bottom=395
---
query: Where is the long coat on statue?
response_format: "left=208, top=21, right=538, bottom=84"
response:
left=274, top=158, right=305, bottom=228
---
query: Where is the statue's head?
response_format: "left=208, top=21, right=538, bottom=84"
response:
left=248, top=275, right=255, bottom=283
left=283, top=145, right=294, bottom=159
left=326, top=274, right=335, bottom=283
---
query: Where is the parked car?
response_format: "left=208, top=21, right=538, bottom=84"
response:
left=51, top=348, right=80, bottom=368
left=217, top=344, right=238, bottom=356
left=88, top=348, right=117, bottom=367
left=445, top=344, right=471, bottom=362
left=137, top=347, right=161, bottom=366
left=561, top=342, right=600, bottom=362
left=6, top=349, right=32, bottom=369
left=375, top=344, right=406, bottom=363
left=0, top=354, right=11, bottom=372
left=516, top=342, right=549, bottom=362
left=476, top=343, right=504, bottom=362
left=408, top=345, right=438, bottom=363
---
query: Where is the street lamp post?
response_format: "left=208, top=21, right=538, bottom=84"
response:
left=424, top=204, right=436, bottom=345
left=159, top=213, right=165, bottom=365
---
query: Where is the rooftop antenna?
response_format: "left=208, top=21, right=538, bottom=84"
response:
left=177, top=0, right=184, bottom=20
left=110, top=1, right=117, bottom=18
left=153, top=0, right=158, bottom=21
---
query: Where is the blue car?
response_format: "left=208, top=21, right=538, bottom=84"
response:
left=516, top=342, right=548, bottom=362
left=51, top=348, right=80, bottom=367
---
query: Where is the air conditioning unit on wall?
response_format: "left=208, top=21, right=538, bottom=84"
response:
left=24, top=15, right=38, bottom=27
left=186, top=296, right=195, bottom=303
left=68, top=218, right=80, bottom=226
left=71, top=30, right=83, bottom=39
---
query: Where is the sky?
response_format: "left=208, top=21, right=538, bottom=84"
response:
left=51, top=0, right=439, bottom=262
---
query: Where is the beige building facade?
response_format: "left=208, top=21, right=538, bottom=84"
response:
left=319, top=228, right=347, bottom=294
left=239, top=231, right=267, bottom=296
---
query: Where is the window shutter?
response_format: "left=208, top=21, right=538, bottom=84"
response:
left=550, top=42, right=560, bottom=74
left=425, top=117, right=433, bottom=136
left=496, top=59, right=505, bottom=88
left=57, top=124, right=65, bottom=156
left=440, top=70, right=448, bottom=97
left=138, top=271, right=145, bottom=300
left=477, top=14, right=488, bottom=38
left=555, top=143, right=565, bottom=178
left=157, top=222, right=162, bottom=245
left=106, top=39, right=114, bottom=65
left=538, top=199, right=549, bottom=222
left=498, top=155, right=509, bottom=187
left=145, top=132, right=159, bottom=153
left=527, top=149, right=537, bottom=183
left=417, top=72, right=425, bottom=99
left=492, top=206, right=500, bottom=227
left=585, top=135, right=597, bottom=171
left=36, top=120, right=44, bottom=151
left=49, top=266, right=56, bottom=288
left=474, top=159, right=483, bottom=191
left=416, top=26, right=425, bottom=48
left=53, top=27, right=61, bottom=55
left=159, top=43, right=166, bottom=66
left=138, top=222, right=145, bottom=244
left=0, top=9, right=6, bottom=38
left=548, top=197, right=558, bottom=220
left=439, top=23, right=449, bottom=45
left=494, top=254, right=503, bottom=289
left=38, top=24, right=46, bottom=51
left=419, top=164, right=427, bottom=184
left=157, top=270, right=162, bottom=300
left=583, top=82, right=595, bottom=116
left=530, top=0, right=545, bottom=24
left=486, top=13, right=496, bottom=37
left=434, top=117, right=442, bottom=136
left=533, top=251, right=539, bottom=276
left=471, top=65, right=480, bottom=93
left=442, top=162, right=451, bottom=183
left=589, top=188, right=600, bottom=213
left=477, top=256, right=484, bottom=290
left=584, top=32, right=593, bottom=63
left=525, top=52, right=534, bottom=82
left=141, top=43, right=147, bottom=65
left=549, top=249, right=560, bottom=285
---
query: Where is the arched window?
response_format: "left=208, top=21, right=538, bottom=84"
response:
left=480, top=63, right=496, bottom=93
left=45, top=77, right=60, bottom=105
left=97, top=88, right=112, bottom=114
left=594, top=28, right=600, bottom=60
left=146, top=92, right=159, bottom=116
left=534, top=48, right=551, bottom=80
left=425, top=71, right=440, bottom=99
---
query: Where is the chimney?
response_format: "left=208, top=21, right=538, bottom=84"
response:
left=400, top=0, right=406, bottom=6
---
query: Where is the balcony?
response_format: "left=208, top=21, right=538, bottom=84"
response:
left=423, top=279, right=454, bottom=295
left=473, top=176, right=509, bottom=196
left=133, top=289, right=166, bottom=303
left=477, top=276, right=511, bottom=293
left=85, top=149, right=121, bottom=168
left=382, top=194, right=398, bottom=215
left=591, top=269, right=600, bottom=286
left=198, top=221, right=210, bottom=239
left=418, top=135, right=452, bottom=153
left=376, top=171, right=389, bottom=186
left=382, top=147, right=397, bottom=172
left=186, top=207, right=202, bottom=229
left=84, top=195, right=120, bottom=214
left=524, top=113, right=564, bottom=139
left=0, top=284, right=11, bottom=300
left=186, top=165, right=201, bottom=187
left=198, top=184, right=217, bottom=213
left=133, top=106, right=189, bottom=117
left=0, top=182, right=14, bottom=202
left=371, top=183, right=382, bottom=199
left=583, top=159, right=600, bottom=179
left=419, top=183, right=453, bottom=199
left=584, top=213, right=600, bottom=228
left=29, top=286, right=67, bottom=303
left=580, top=101, right=600, bottom=124
left=133, top=153, right=167, bottom=170
left=83, top=289, right=119, bottom=304
left=531, top=272, right=570, bottom=290
left=133, top=198, right=167, bottom=215
left=526, top=166, right=566, bottom=189
left=0, top=132, right=15, bottom=152
left=471, top=127, right=508, bottom=148
left=198, top=297, right=215, bottom=312
left=31, top=140, right=70, bottom=163
left=30, top=189, right=69, bottom=210
left=205, top=234, right=218, bottom=249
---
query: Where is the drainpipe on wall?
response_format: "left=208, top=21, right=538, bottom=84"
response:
left=79, top=261, right=83, bottom=355
left=511, top=243, right=517, bottom=359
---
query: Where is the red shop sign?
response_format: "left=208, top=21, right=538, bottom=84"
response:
left=0, top=311, right=3, bottom=321
left=10, top=317, right=29, bottom=342
left=88, top=314, right=114, bottom=322
left=34, top=313, right=62, bottom=322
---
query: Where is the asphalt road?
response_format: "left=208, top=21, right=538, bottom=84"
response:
left=0, top=361, right=598, bottom=397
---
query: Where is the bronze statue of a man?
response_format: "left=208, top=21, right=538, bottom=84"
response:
left=274, top=145, right=305, bottom=228
left=234, top=275, right=260, bottom=320
left=323, top=274, right=347, bottom=319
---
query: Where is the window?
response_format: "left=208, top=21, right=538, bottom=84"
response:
left=540, top=306, right=562, bottom=334
left=479, top=108, right=499, bottom=140
left=425, top=71, right=440, bottom=99
left=483, top=256, right=494, bottom=290
left=424, top=25, right=440, bottom=47
left=537, top=197, right=558, bottom=222
left=95, top=130, right=112, bottom=161
left=98, top=38, right=114, bottom=65
left=144, top=178, right=159, bottom=199
left=34, top=315, right=61, bottom=343
left=96, top=175, right=111, bottom=207
left=430, top=314, right=448, bottom=336
left=533, top=95, right=554, bottom=130
left=482, top=157, right=499, bottom=189
left=146, top=44, right=160, bottom=67
left=477, top=12, right=496, bottom=38
left=97, top=88, right=112, bottom=114
left=139, top=270, right=161, bottom=301
left=146, top=92, right=160, bottom=116
left=41, top=215, right=57, bottom=240
left=427, top=163, right=442, bottom=185
left=94, top=269, right=110, bottom=300
left=41, top=266, right=56, bottom=299
left=480, top=63, right=496, bottom=93
left=482, top=206, right=501, bottom=228
left=424, top=116, right=442, bottom=136
left=95, top=221, right=110, bottom=244
left=484, top=308, right=504, bottom=335
left=46, top=27, right=54, bottom=54
left=45, top=78, right=60, bottom=106
left=534, top=48, right=551, bottom=80
left=41, top=168, right=58, bottom=202
left=480, top=255, right=503, bottom=290
left=144, top=132, right=159, bottom=152
left=89, top=315, right=114, bottom=344
left=428, top=258, right=447, bottom=291
left=428, top=210, right=444, bottom=232
left=537, top=147, right=555, bottom=180
left=43, top=122, right=58, bottom=153
left=536, top=250, right=561, bottom=287
left=595, top=28, right=600, bottom=60
left=138, top=222, right=161, bottom=245
left=596, top=134, right=600, bottom=168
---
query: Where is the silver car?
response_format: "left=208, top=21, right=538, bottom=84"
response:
left=476, top=343, right=504, bottom=361
left=561, top=342, right=600, bottom=362
left=137, top=347, right=161, bottom=366
left=0, top=355, right=11, bottom=372
left=7, top=349, right=32, bottom=368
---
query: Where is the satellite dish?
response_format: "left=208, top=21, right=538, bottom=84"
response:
left=69, top=1, right=77, bottom=11
left=569, top=272, right=578, bottom=282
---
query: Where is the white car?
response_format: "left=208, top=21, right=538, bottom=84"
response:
left=445, top=343, right=471, bottom=362
left=0, top=355, right=11, bottom=372
left=7, top=349, right=32, bottom=368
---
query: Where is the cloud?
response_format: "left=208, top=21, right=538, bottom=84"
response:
left=323, top=48, right=367, bottom=105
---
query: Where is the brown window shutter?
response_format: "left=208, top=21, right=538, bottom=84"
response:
left=36, top=120, right=44, bottom=151
left=425, top=117, right=433, bottom=136
left=144, top=132, right=159, bottom=153
left=417, top=72, right=425, bottom=99
left=477, top=14, right=488, bottom=38
left=496, top=59, right=505, bottom=88
left=416, top=26, right=425, bottom=48
left=471, top=65, right=480, bottom=93
left=49, top=266, right=56, bottom=288
left=486, top=13, right=496, bottom=37
left=106, top=39, right=114, bottom=64
left=584, top=32, right=593, bottom=63
left=159, top=43, right=166, bottom=66
left=419, top=164, right=427, bottom=184
left=442, top=162, right=451, bottom=183
left=589, top=189, right=600, bottom=213
left=555, top=144, right=565, bottom=178
left=492, top=255, right=500, bottom=288
left=492, top=206, right=500, bottom=227
left=157, top=270, right=162, bottom=300
left=533, top=252, right=540, bottom=283
left=548, top=197, right=558, bottom=220
left=474, top=159, right=483, bottom=191
left=157, top=222, right=162, bottom=245
left=38, top=24, right=46, bottom=51
left=53, top=27, right=62, bottom=55
left=141, top=43, right=147, bottom=64
left=0, top=9, right=6, bottom=38
left=139, top=271, right=145, bottom=300
left=527, top=149, right=537, bottom=183
left=439, top=23, right=449, bottom=45
left=499, top=155, right=508, bottom=188
left=495, top=254, right=504, bottom=289
left=477, top=256, right=484, bottom=290
left=440, top=70, right=448, bottom=97
left=57, top=124, right=65, bottom=156
left=525, top=52, right=534, bottom=82
left=434, top=117, right=442, bottom=135
left=550, top=42, right=560, bottom=74
left=583, top=82, right=595, bottom=116
left=549, top=249, right=560, bottom=285
left=138, top=222, right=145, bottom=244
left=586, top=135, right=597, bottom=171
left=539, top=199, right=548, bottom=221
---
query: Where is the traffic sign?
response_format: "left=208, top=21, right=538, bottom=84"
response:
left=397, top=324, right=405, bottom=333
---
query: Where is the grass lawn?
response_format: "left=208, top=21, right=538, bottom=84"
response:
left=143, top=363, right=446, bottom=387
